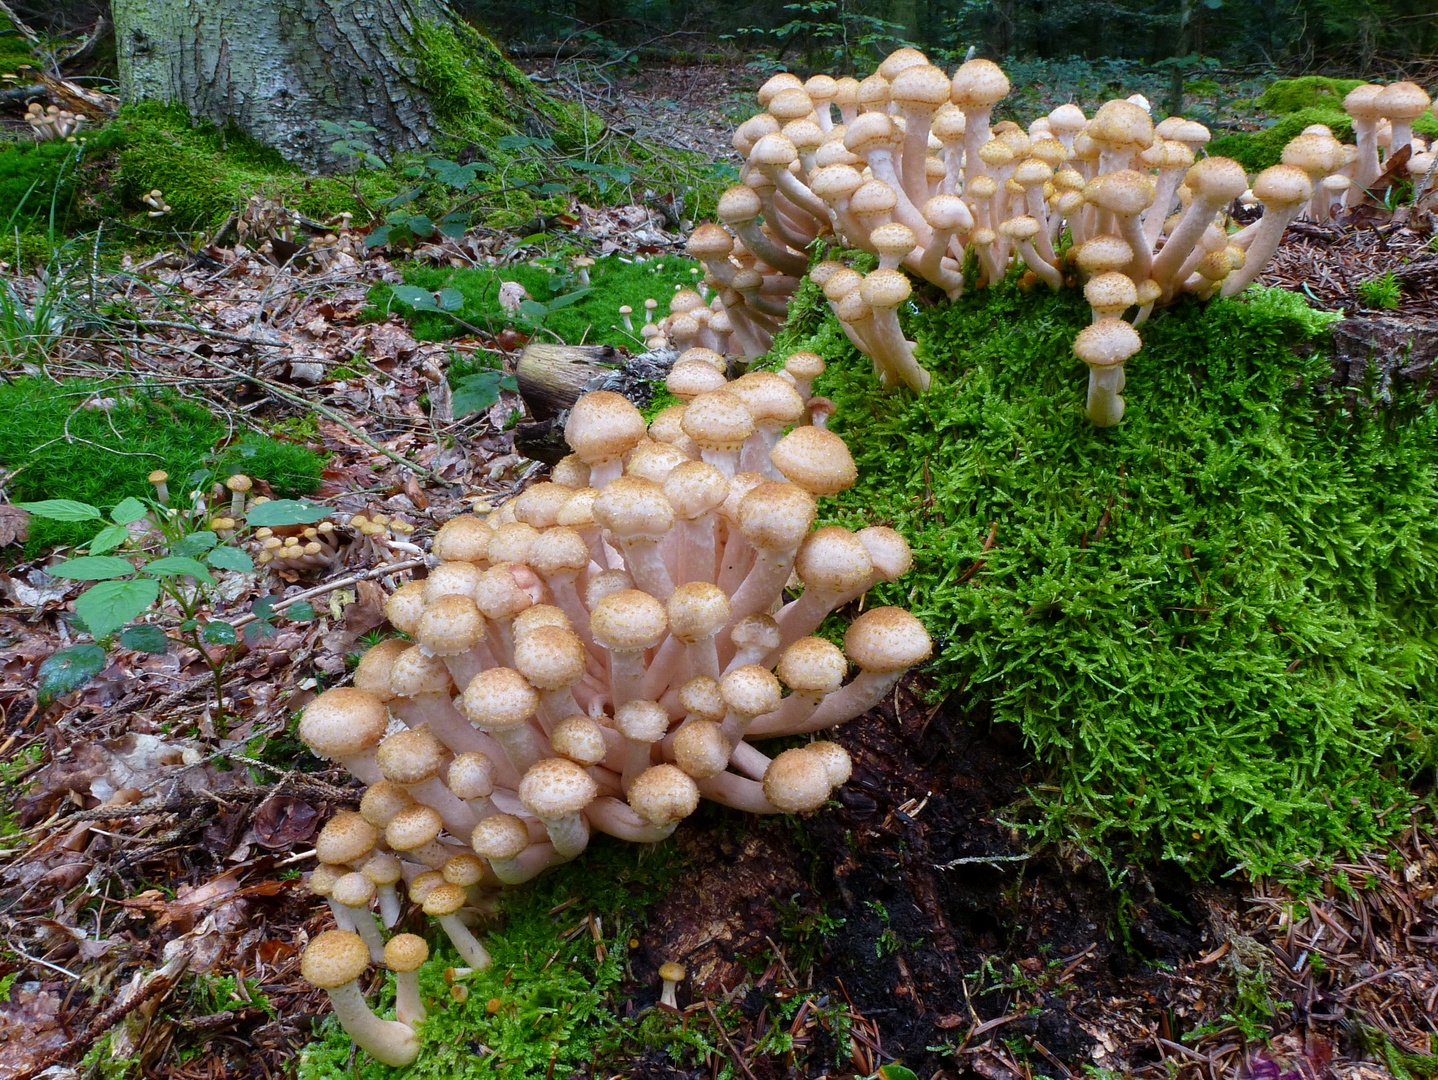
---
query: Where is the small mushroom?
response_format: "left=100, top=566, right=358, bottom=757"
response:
left=383, top=933, right=429, bottom=1027
left=658, top=961, right=686, bottom=1009
left=301, top=931, right=419, bottom=1067
left=1074, top=318, right=1142, bottom=428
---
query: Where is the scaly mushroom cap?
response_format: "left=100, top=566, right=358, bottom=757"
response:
left=628, top=764, right=701, bottom=825
left=678, top=676, right=727, bottom=722
left=687, top=223, right=735, bottom=260
left=626, top=441, right=688, bottom=485
left=763, top=748, right=834, bottom=813
left=462, top=667, right=540, bottom=732
left=488, top=521, right=541, bottom=565
left=672, top=720, right=731, bottom=779
left=879, top=46, right=929, bottom=81
left=795, top=526, right=872, bottom=594
left=513, top=604, right=573, bottom=638
left=950, top=59, right=1010, bottom=108
left=720, top=665, right=783, bottom=718
left=667, top=362, right=727, bottom=400
left=1185, top=157, right=1248, bottom=202
left=447, top=752, right=497, bottom=800
left=513, top=624, right=587, bottom=691
left=615, top=699, right=670, bottom=743
left=310, top=863, right=345, bottom=897
left=770, top=426, right=858, bottom=496
left=751, top=133, right=800, bottom=170
left=849, top=179, right=898, bottom=221
left=331, top=871, right=377, bottom=908
left=856, top=526, right=913, bottom=582
left=389, top=645, right=453, bottom=698
left=475, top=563, right=542, bottom=621
left=565, top=391, right=647, bottom=466
left=1073, top=318, right=1143, bottom=369
left=353, top=638, right=409, bottom=702
left=1251, top=164, right=1313, bottom=207
left=550, top=715, right=608, bottom=766
left=856, top=73, right=891, bottom=113
left=299, top=689, right=390, bottom=761
left=376, top=727, right=448, bottom=786
left=767, top=85, right=813, bottom=122
left=408, top=871, right=445, bottom=904
left=590, top=589, right=668, bottom=651
left=362, top=851, right=403, bottom=887
left=520, top=758, right=598, bottom=818
left=1076, top=235, right=1134, bottom=276
left=844, top=607, right=933, bottom=672
left=584, top=569, right=634, bottom=610
left=717, top=184, right=763, bottom=224
left=422, top=561, right=482, bottom=604
left=923, top=194, right=972, bottom=231
left=997, top=215, right=1040, bottom=243
left=472, top=813, right=529, bottom=860
left=530, top=527, right=590, bottom=579
left=594, top=476, right=675, bottom=543
left=384, top=581, right=428, bottom=636
left=1281, top=133, right=1343, bottom=177
left=757, top=72, right=803, bottom=107
left=1091, top=169, right=1154, bottom=214
left=682, top=390, right=755, bottom=451
left=442, top=852, right=486, bottom=887
left=384, top=933, right=429, bottom=973
left=385, top=803, right=444, bottom=852
left=1375, top=81, right=1431, bottom=122
left=359, top=781, right=416, bottom=828
left=807, top=741, right=853, bottom=786
left=666, top=582, right=732, bottom=642
left=728, top=372, right=805, bottom=427
left=738, top=482, right=817, bottom=550
left=663, top=461, right=729, bottom=521
left=555, top=488, right=598, bottom=529
left=432, top=516, right=494, bottom=563
left=785, top=350, right=826, bottom=384
left=844, top=111, right=897, bottom=157
left=1088, top=99, right=1153, bottom=150
left=777, top=637, right=848, bottom=695
left=891, top=64, right=952, bottom=111
left=422, top=881, right=468, bottom=917
left=869, top=222, right=919, bottom=263
left=677, top=347, right=727, bottom=372
left=1343, top=83, right=1384, bottom=120
left=316, top=811, right=378, bottom=865
left=1085, top=272, right=1138, bottom=316
left=417, top=593, right=484, bottom=657
left=302, top=930, right=371, bottom=989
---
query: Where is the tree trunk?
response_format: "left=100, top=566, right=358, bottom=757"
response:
left=112, top=0, right=453, bottom=172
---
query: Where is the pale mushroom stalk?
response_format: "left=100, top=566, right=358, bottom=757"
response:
left=862, top=272, right=932, bottom=392
left=390, top=697, right=516, bottom=781
left=490, top=842, right=572, bottom=885
left=727, top=543, right=802, bottom=624
left=695, top=771, right=782, bottom=814
left=1220, top=165, right=1313, bottom=297
left=584, top=796, right=679, bottom=842
left=325, top=981, right=420, bottom=1066
left=729, top=739, right=775, bottom=782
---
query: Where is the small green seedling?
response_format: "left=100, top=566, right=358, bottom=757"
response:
left=1356, top=270, right=1402, bottom=310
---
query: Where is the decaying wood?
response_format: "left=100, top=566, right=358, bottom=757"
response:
left=515, top=342, right=624, bottom=421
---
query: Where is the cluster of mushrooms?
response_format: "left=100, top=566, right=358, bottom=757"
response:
left=24, top=101, right=84, bottom=141
left=680, top=50, right=1434, bottom=424
left=295, top=357, right=931, bottom=1065
left=1329, top=81, right=1435, bottom=214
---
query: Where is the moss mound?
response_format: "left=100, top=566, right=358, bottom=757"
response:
left=772, top=281, right=1438, bottom=874
left=1257, top=76, right=1365, bottom=115
left=0, top=378, right=323, bottom=554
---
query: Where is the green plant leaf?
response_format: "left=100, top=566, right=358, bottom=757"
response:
left=109, top=497, right=148, bottom=526
left=201, top=621, right=237, bottom=645
left=172, top=531, right=219, bottom=557
left=17, top=499, right=101, bottom=521
left=437, top=287, right=465, bottom=312
left=37, top=644, right=106, bottom=704
left=286, top=601, right=316, bottom=622
left=245, top=500, right=330, bottom=527
left=878, top=1068, right=919, bottom=1080
left=50, top=555, right=136, bottom=580
left=391, top=284, right=440, bottom=312
left=452, top=370, right=506, bottom=417
left=206, top=546, right=255, bottom=573
left=87, top=524, right=131, bottom=556
left=364, top=224, right=392, bottom=250
left=143, top=556, right=215, bottom=583
left=120, top=624, right=169, bottom=654
left=75, top=578, right=159, bottom=639
left=407, top=214, right=435, bottom=238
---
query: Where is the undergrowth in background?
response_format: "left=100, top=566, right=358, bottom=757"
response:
left=382, top=253, right=703, bottom=350
left=299, top=836, right=688, bottom=1080
left=0, top=379, right=324, bottom=554
left=771, top=279, right=1438, bottom=875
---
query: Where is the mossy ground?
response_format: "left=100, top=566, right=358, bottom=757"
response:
left=0, top=378, right=324, bottom=554
left=381, top=253, right=703, bottom=352
left=298, top=836, right=692, bottom=1080
left=769, top=277, right=1438, bottom=875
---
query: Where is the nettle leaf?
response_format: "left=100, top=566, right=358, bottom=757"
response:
left=406, top=214, right=435, bottom=238
left=452, top=370, right=506, bottom=417
left=207, top=545, right=255, bottom=573
left=548, top=288, right=590, bottom=311
left=119, top=624, right=169, bottom=654
left=109, top=497, right=148, bottom=526
left=172, top=531, right=219, bottom=557
left=37, top=644, right=106, bottom=704
left=437, top=287, right=465, bottom=312
left=17, top=499, right=101, bottom=521
left=245, top=500, right=330, bottom=527
left=437, top=219, right=468, bottom=240
left=243, top=620, right=277, bottom=645
left=87, top=524, right=131, bottom=556
left=201, top=621, right=237, bottom=645
left=517, top=299, right=549, bottom=323
left=144, top=556, right=214, bottom=583
left=50, top=555, right=136, bottom=580
left=286, top=601, right=316, bottom=622
left=251, top=596, right=277, bottom=621
left=75, top=578, right=159, bottom=639
left=390, top=285, right=440, bottom=313
left=364, top=224, right=392, bottom=250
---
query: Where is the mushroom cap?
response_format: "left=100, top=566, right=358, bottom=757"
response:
left=359, top=781, right=416, bottom=829
left=751, top=133, right=800, bottom=169
left=474, top=563, right=540, bottom=621
left=763, top=748, right=834, bottom=813
left=807, top=740, right=853, bottom=786
left=878, top=46, right=929, bottom=81
left=730, top=613, right=782, bottom=656
left=384, top=933, right=429, bottom=973
left=1084, top=271, right=1139, bottom=314
left=923, top=193, right=973, bottom=232
left=997, top=215, right=1040, bottom=241
left=417, top=593, right=484, bottom=658
left=462, top=667, right=540, bottom=731
left=857, top=526, right=913, bottom=582
left=720, top=664, right=783, bottom=718
left=1375, top=81, right=1431, bottom=121
left=1088, top=98, right=1153, bottom=149
left=388, top=645, right=453, bottom=698
left=1251, top=164, right=1314, bottom=207
left=299, top=689, right=389, bottom=761
left=1280, top=132, right=1343, bottom=176
left=590, top=589, right=668, bottom=651
left=384, top=581, right=427, bottom=636
left=555, top=488, right=598, bottom=529
left=583, top=568, right=634, bottom=611
left=362, top=851, right=403, bottom=886
left=1075, top=234, right=1134, bottom=275
left=565, top=390, right=647, bottom=465
left=331, top=871, right=377, bottom=908
left=738, top=481, right=817, bottom=550
left=1090, top=169, right=1154, bottom=214
left=513, top=624, right=587, bottom=691
left=785, top=351, right=826, bottom=382
left=550, top=714, right=608, bottom=766
left=513, top=604, right=573, bottom=639
left=678, top=675, right=727, bottom=722
left=795, top=526, right=872, bottom=594
left=930, top=103, right=967, bottom=142
left=856, top=72, right=891, bottom=111
left=672, top=720, right=731, bottom=779
left=757, top=72, right=803, bottom=107
left=822, top=267, right=863, bottom=302
left=530, top=527, right=590, bottom=578
left=869, top=222, right=918, bottom=260
left=717, top=184, right=763, bottom=224
left=728, top=371, right=805, bottom=427
left=376, top=727, right=447, bottom=786
left=594, top=476, right=675, bottom=543
left=520, top=758, right=598, bottom=818
left=1343, top=83, right=1384, bottom=119
left=844, top=606, right=933, bottom=672
left=849, top=179, right=898, bottom=218
left=682, top=390, right=754, bottom=450
left=472, top=813, right=529, bottom=860
left=1073, top=317, right=1143, bottom=368
left=310, top=862, right=345, bottom=897
left=844, top=111, right=897, bottom=156
left=514, top=483, right=577, bottom=529
left=659, top=961, right=687, bottom=982
left=224, top=474, right=253, bottom=494
left=1185, top=156, right=1249, bottom=202
left=677, top=346, right=727, bottom=372
left=770, top=426, right=858, bottom=497
left=385, top=803, right=443, bottom=852
left=687, top=223, right=735, bottom=259
left=442, top=852, right=486, bottom=887
left=649, top=405, right=689, bottom=446
left=431, top=515, right=494, bottom=564
left=860, top=267, right=912, bottom=309
left=408, top=871, right=445, bottom=904
left=447, top=751, right=497, bottom=800
left=628, top=764, right=701, bottom=825
left=615, top=698, right=670, bottom=743
left=626, top=440, right=689, bottom=485
left=777, top=636, right=848, bottom=695
left=666, top=582, right=732, bottom=642
left=890, top=64, right=952, bottom=109
left=422, top=880, right=468, bottom=917
left=663, top=461, right=728, bottom=520
left=316, top=810, right=378, bottom=865
left=148, top=469, right=169, bottom=484
left=353, top=638, right=409, bottom=702
left=422, top=560, right=482, bottom=605
left=302, top=930, right=371, bottom=989
left=950, top=59, right=1009, bottom=108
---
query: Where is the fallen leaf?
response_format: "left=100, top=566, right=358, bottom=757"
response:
left=0, top=505, right=29, bottom=546
left=253, top=795, right=319, bottom=850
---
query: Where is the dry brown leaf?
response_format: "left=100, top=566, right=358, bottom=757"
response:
left=0, top=505, right=30, bottom=547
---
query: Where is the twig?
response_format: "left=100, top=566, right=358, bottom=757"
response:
left=701, top=998, right=758, bottom=1080
left=9, top=942, right=81, bottom=981
left=228, top=559, right=424, bottom=629
left=933, top=853, right=1031, bottom=869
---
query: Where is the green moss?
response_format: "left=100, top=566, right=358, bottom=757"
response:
left=298, top=836, right=686, bottom=1079
left=379, top=253, right=703, bottom=351
left=0, top=378, right=324, bottom=554
left=1257, top=76, right=1365, bottom=115
left=0, top=13, right=36, bottom=77
left=769, top=280, right=1438, bottom=875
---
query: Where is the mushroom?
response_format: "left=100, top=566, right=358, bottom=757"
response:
left=1221, top=165, right=1312, bottom=297
left=301, top=931, right=420, bottom=1067
left=658, top=961, right=686, bottom=1009
left=383, top=933, right=429, bottom=1027
left=224, top=474, right=252, bottom=518
left=859, top=269, right=931, bottom=392
left=422, top=881, right=493, bottom=970
left=1074, top=318, right=1142, bottom=428
left=518, top=757, right=598, bottom=857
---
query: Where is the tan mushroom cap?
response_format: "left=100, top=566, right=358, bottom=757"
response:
left=331, top=871, right=377, bottom=908
left=1343, top=83, right=1384, bottom=119
left=950, top=58, right=1010, bottom=108
left=687, top=223, right=736, bottom=259
left=1085, top=272, right=1138, bottom=316
left=1252, top=164, right=1314, bottom=207
left=1073, top=317, right=1143, bottom=368
left=678, top=675, right=727, bottom=722
left=763, top=748, right=834, bottom=813
left=462, top=667, right=540, bottom=731
left=519, top=758, right=598, bottom=818
left=1281, top=133, right=1343, bottom=177
left=432, top=516, right=494, bottom=563
left=384, top=933, right=429, bottom=973
left=1375, top=81, right=1431, bottom=121
left=777, top=637, right=849, bottom=695
left=384, top=581, right=427, bottom=636
left=717, top=184, right=763, bottom=224
left=891, top=64, right=952, bottom=109
left=997, top=215, right=1040, bottom=242
left=659, top=960, right=687, bottom=982
left=442, top=852, right=486, bottom=887
left=472, top=813, right=529, bottom=860
left=422, top=880, right=468, bottom=917
left=666, top=582, right=732, bottom=642
left=316, top=810, right=378, bottom=865
left=513, top=604, right=573, bottom=638
left=550, top=715, right=608, bottom=766
left=417, top=593, right=484, bottom=657
left=720, top=665, right=783, bottom=717
left=1185, top=156, right=1249, bottom=201
left=857, top=525, right=913, bottom=581
left=672, top=720, right=731, bottom=779
left=362, top=851, right=403, bottom=886
left=447, top=752, right=497, bottom=800
left=594, top=476, right=675, bottom=542
left=565, top=391, right=647, bottom=465
left=422, top=560, right=482, bottom=605
left=807, top=740, right=853, bottom=786
left=770, top=426, right=858, bottom=496
left=389, top=645, right=453, bottom=698
left=628, top=764, right=701, bottom=825
left=529, top=527, right=589, bottom=578
left=385, top=803, right=444, bottom=852
left=590, top=589, right=668, bottom=651
left=738, top=481, right=817, bottom=550
left=757, top=72, right=804, bottom=107
left=310, top=863, right=345, bottom=897
left=359, top=781, right=416, bottom=828
left=376, top=727, right=448, bottom=786
left=795, top=527, right=872, bottom=593
left=676, top=347, right=726, bottom=372
left=785, top=351, right=826, bottom=382
left=1076, top=235, right=1135, bottom=275
left=844, top=607, right=933, bottom=672
left=663, top=461, right=728, bottom=520
left=302, top=930, right=372, bottom=989
left=878, top=46, right=929, bottom=81
left=730, top=613, right=782, bottom=656
left=615, top=699, right=670, bottom=744
left=682, top=390, right=754, bottom=450
left=353, top=638, right=409, bottom=701
left=488, top=521, right=541, bottom=565
left=728, top=371, right=805, bottom=426
left=299, top=688, right=390, bottom=760
left=1089, top=99, right=1153, bottom=149
left=626, top=439, right=691, bottom=486
left=513, top=624, right=587, bottom=690
left=408, top=871, right=445, bottom=905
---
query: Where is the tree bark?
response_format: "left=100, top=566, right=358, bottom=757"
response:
left=112, top=0, right=451, bottom=172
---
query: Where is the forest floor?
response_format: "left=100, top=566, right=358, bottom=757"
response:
left=0, top=62, right=1435, bottom=1080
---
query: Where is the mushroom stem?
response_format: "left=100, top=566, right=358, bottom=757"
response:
left=325, top=982, right=420, bottom=1068
left=749, top=670, right=905, bottom=736
left=537, top=811, right=591, bottom=858
left=1085, top=363, right=1127, bottom=427
left=394, top=969, right=425, bottom=1027
left=584, top=796, right=678, bottom=842
left=435, top=913, right=493, bottom=970
left=695, top=771, right=782, bottom=814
